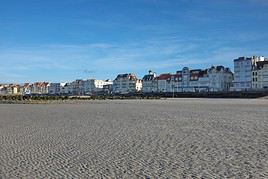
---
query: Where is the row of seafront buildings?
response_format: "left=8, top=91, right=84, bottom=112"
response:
left=1, top=56, right=268, bottom=95
left=0, top=80, right=113, bottom=95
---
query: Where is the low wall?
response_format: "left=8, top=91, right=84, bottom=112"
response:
left=1, top=91, right=268, bottom=101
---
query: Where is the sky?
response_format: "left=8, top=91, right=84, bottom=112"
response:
left=0, top=0, right=268, bottom=83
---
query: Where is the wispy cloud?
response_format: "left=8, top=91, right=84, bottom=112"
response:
left=1, top=33, right=268, bottom=83
left=0, top=38, right=203, bottom=82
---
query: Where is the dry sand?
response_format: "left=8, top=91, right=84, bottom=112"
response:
left=0, top=98, right=268, bottom=178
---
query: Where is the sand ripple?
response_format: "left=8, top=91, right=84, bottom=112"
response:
left=0, top=99, right=268, bottom=178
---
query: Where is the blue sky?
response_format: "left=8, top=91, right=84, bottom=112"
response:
left=0, top=0, right=268, bottom=83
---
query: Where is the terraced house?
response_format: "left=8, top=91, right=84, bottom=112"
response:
left=143, top=66, right=233, bottom=93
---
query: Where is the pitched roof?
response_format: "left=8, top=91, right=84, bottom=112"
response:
left=156, top=73, right=172, bottom=80
left=234, top=57, right=252, bottom=62
left=142, top=74, right=155, bottom=81
left=115, top=73, right=138, bottom=81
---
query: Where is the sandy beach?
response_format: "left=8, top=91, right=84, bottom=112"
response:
left=0, top=98, right=268, bottom=178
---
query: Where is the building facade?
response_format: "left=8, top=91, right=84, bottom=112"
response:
left=83, top=79, right=113, bottom=95
left=31, top=82, right=49, bottom=94
left=60, top=83, right=72, bottom=95
left=146, top=66, right=233, bottom=93
left=207, top=66, right=233, bottom=92
left=113, top=73, right=142, bottom=94
left=0, top=85, right=7, bottom=95
left=48, top=83, right=61, bottom=95
left=142, top=71, right=157, bottom=93
left=252, top=61, right=268, bottom=90
left=232, top=56, right=265, bottom=91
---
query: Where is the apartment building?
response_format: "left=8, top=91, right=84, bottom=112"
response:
left=48, top=83, right=61, bottom=95
left=252, top=60, right=268, bottom=90
left=59, top=83, right=72, bottom=95
left=232, top=56, right=265, bottom=91
left=31, top=82, right=49, bottom=94
left=0, top=85, right=7, bottom=95
left=142, top=71, right=157, bottom=93
left=113, top=73, right=142, bottom=94
left=207, top=66, right=233, bottom=92
left=150, top=66, right=233, bottom=93
left=83, top=79, right=113, bottom=95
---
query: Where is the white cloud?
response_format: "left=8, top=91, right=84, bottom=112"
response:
left=1, top=36, right=267, bottom=82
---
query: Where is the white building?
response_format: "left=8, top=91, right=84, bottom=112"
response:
left=232, top=56, right=265, bottom=91
left=21, top=83, right=31, bottom=95
left=103, top=83, right=113, bottom=94
left=83, top=79, right=113, bottom=95
left=252, top=60, right=268, bottom=90
left=48, top=83, right=61, bottom=95
left=156, top=73, right=173, bottom=93
left=142, top=71, right=157, bottom=93
left=60, top=83, right=72, bottom=95
left=177, top=67, right=205, bottom=92
left=62, top=79, right=114, bottom=96
left=113, top=73, right=142, bottom=94
left=70, top=80, right=85, bottom=95
left=207, top=66, right=233, bottom=92
left=0, top=85, right=7, bottom=95
left=102, top=80, right=113, bottom=94
left=155, top=73, right=185, bottom=93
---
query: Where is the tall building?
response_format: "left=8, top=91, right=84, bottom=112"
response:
left=142, top=70, right=157, bottom=93
left=252, top=60, right=268, bottom=90
left=232, top=56, right=265, bottom=91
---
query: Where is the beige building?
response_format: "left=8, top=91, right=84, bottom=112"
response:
left=113, top=73, right=142, bottom=94
left=252, top=61, right=268, bottom=90
left=31, top=82, right=49, bottom=94
left=12, top=85, right=21, bottom=95
left=0, top=84, right=23, bottom=95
